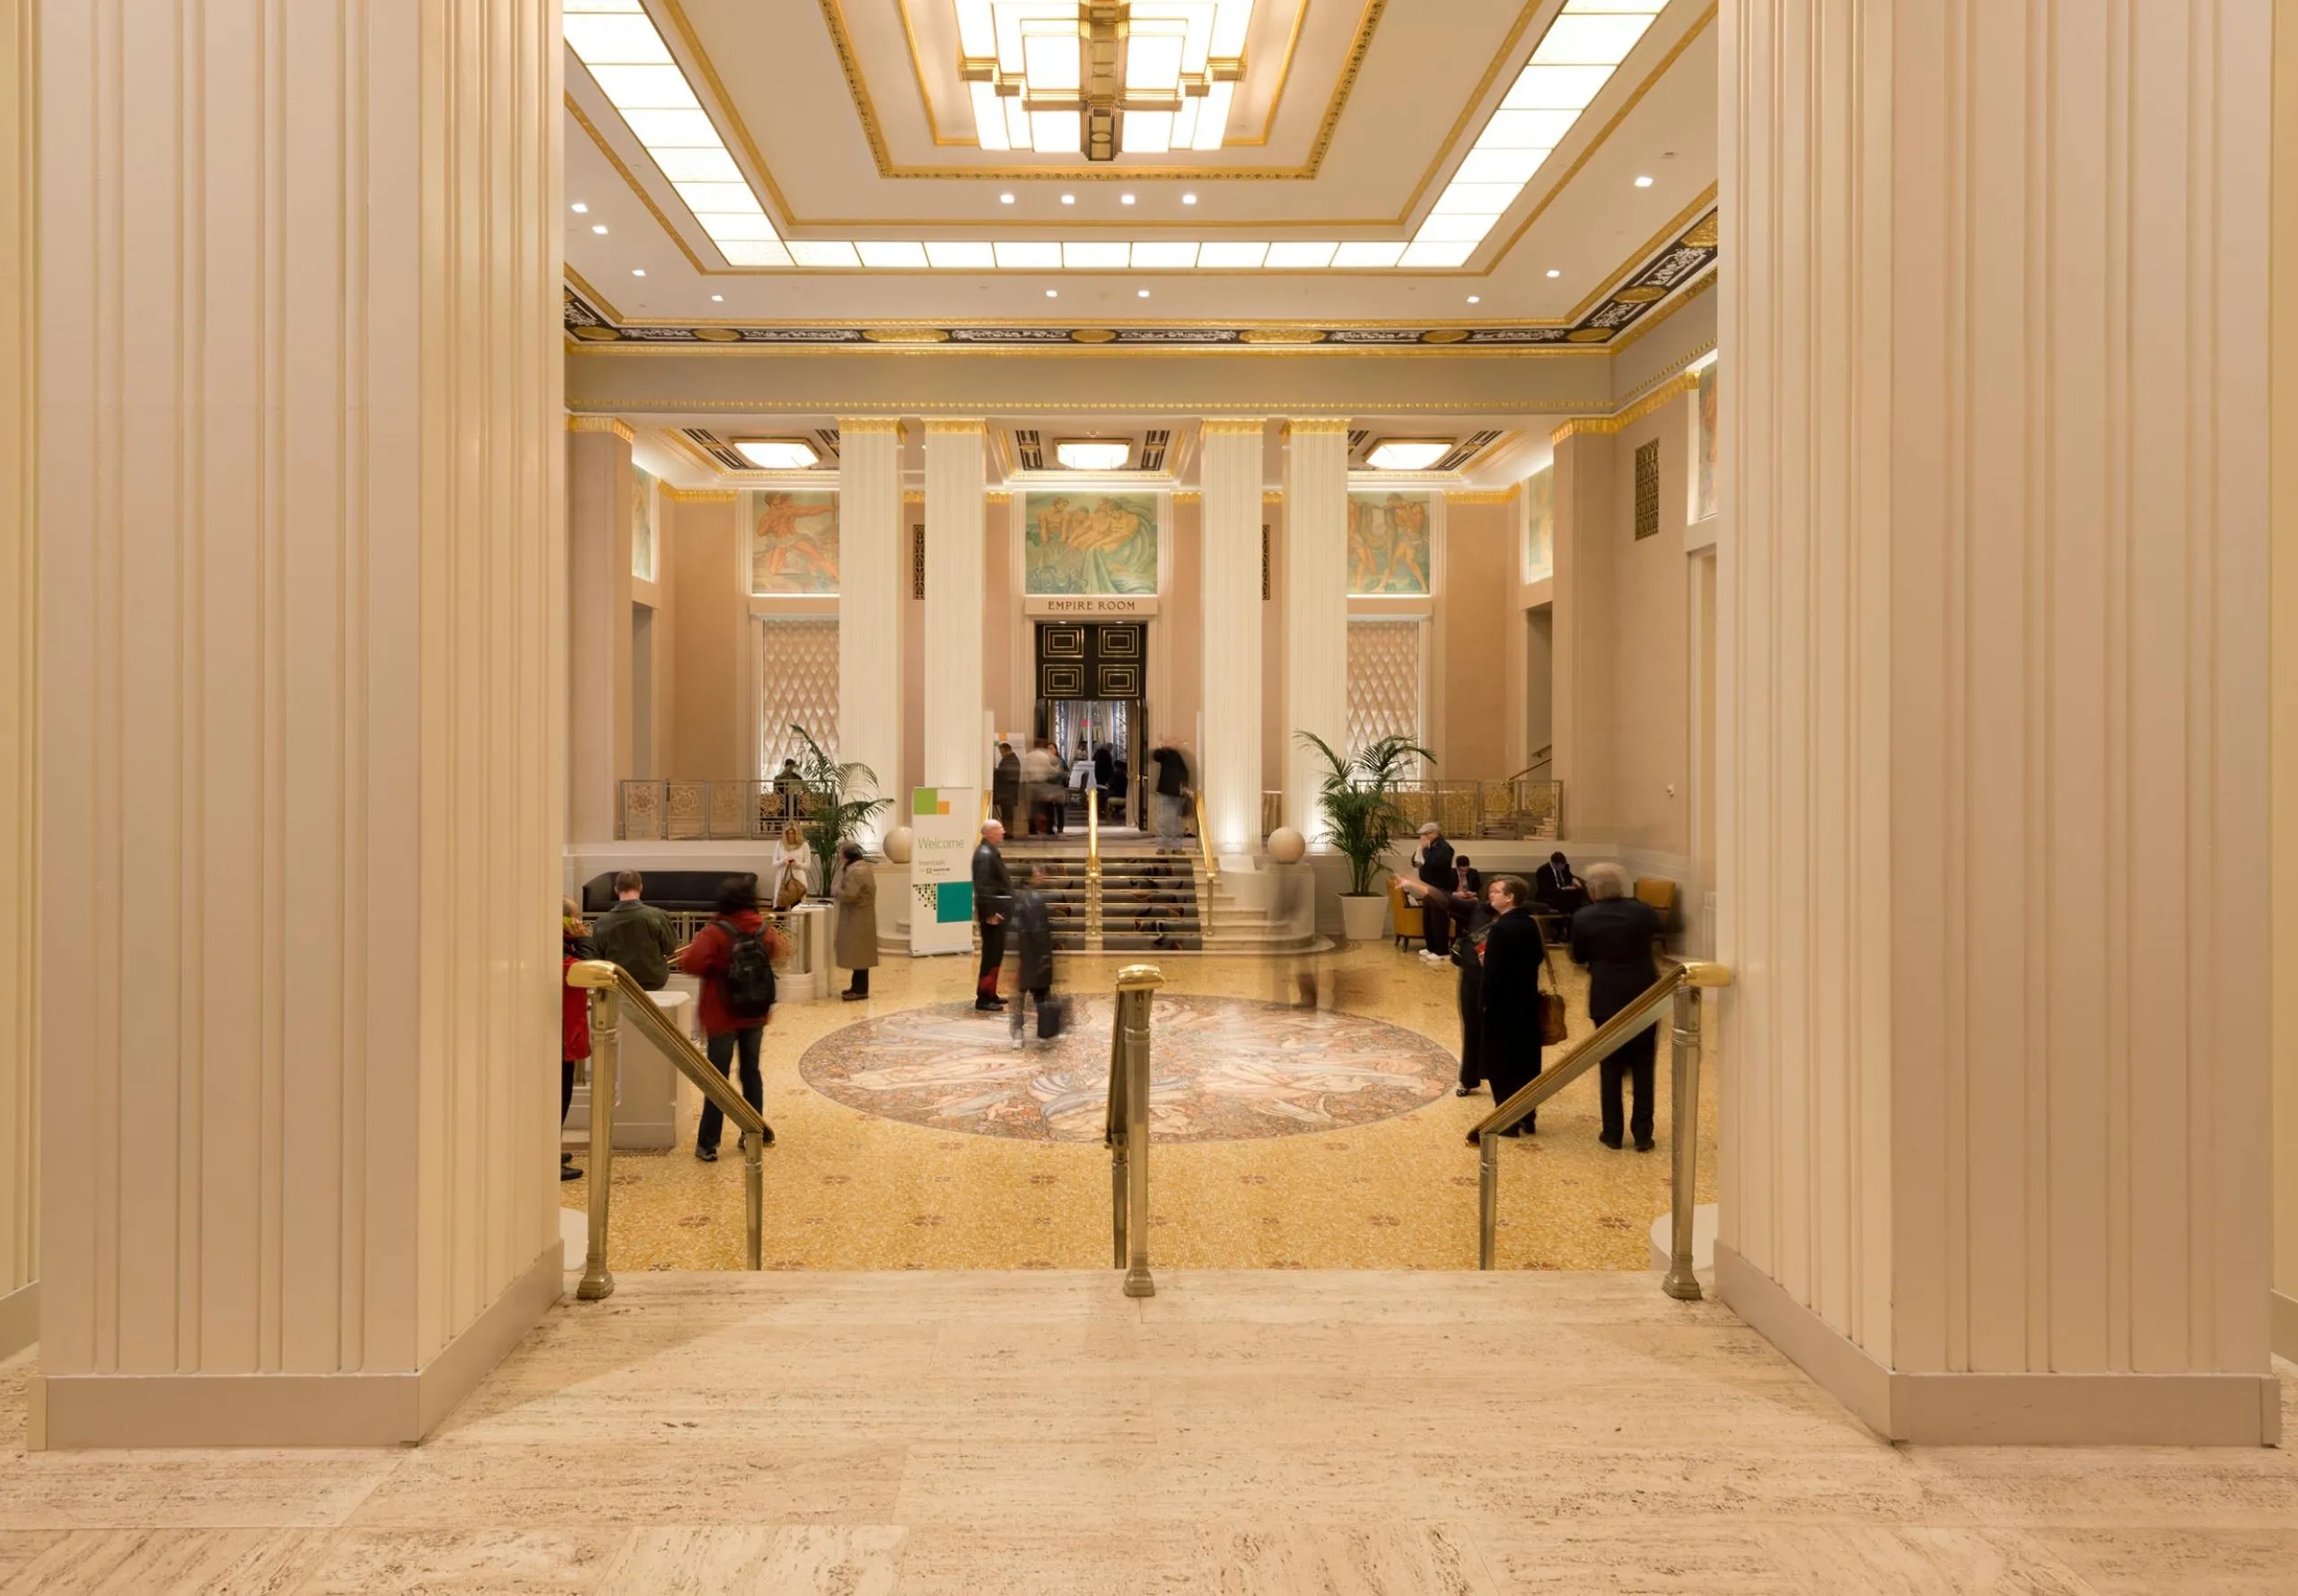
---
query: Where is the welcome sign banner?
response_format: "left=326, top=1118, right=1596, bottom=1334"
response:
left=908, top=787, right=978, bottom=956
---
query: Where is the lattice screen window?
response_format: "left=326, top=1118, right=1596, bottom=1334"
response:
left=1346, top=619, right=1422, bottom=776
left=759, top=619, right=839, bottom=773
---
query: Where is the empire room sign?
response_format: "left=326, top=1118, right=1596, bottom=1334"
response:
left=1022, top=595, right=1160, bottom=617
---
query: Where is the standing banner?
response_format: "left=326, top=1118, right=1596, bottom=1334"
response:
left=908, top=787, right=978, bottom=956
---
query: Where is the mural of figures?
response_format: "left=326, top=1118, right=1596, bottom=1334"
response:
left=632, top=467, right=656, bottom=581
left=1525, top=467, right=1554, bottom=582
left=1024, top=491, right=1159, bottom=595
left=748, top=488, right=840, bottom=594
left=1696, top=361, right=1719, bottom=522
left=1346, top=490, right=1433, bottom=595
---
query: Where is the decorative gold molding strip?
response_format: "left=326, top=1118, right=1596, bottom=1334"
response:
left=922, top=418, right=987, bottom=434
left=664, top=486, right=739, bottom=504
left=566, top=416, right=636, bottom=442
left=1262, top=489, right=1285, bottom=503
left=566, top=95, right=711, bottom=276
left=1606, top=268, right=1717, bottom=355
left=1549, top=370, right=1701, bottom=447
left=1172, top=490, right=1203, bottom=504
left=838, top=417, right=902, bottom=434
left=1200, top=418, right=1268, bottom=436
left=986, top=491, right=1013, bottom=505
left=901, top=490, right=925, bottom=505
left=1445, top=487, right=1521, bottom=505
left=1287, top=418, right=1352, bottom=435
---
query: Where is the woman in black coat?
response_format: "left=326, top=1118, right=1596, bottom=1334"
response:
left=1477, top=875, right=1547, bottom=1136
left=1568, top=863, right=1664, bottom=1150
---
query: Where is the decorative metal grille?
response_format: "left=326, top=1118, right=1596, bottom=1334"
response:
left=1261, top=523, right=1270, bottom=600
left=759, top=619, right=839, bottom=773
left=911, top=525, right=925, bottom=599
left=1346, top=619, right=1422, bottom=776
left=1635, top=437, right=1662, bottom=539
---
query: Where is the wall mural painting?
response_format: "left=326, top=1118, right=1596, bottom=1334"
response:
left=1695, top=361, right=1719, bottom=522
left=1525, top=467, right=1554, bottom=583
left=1023, top=491, right=1159, bottom=595
left=632, top=467, right=656, bottom=582
left=749, top=489, right=840, bottom=595
left=1346, top=491, right=1433, bottom=595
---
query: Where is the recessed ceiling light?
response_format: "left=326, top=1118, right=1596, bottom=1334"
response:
left=711, top=294, right=724, bottom=302
left=1000, top=192, right=1015, bottom=204
left=1365, top=439, right=1453, bottom=471
left=1181, top=192, right=1197, bottom=205
left=1056, top=440, right=1132, bottom=471
left=1634, top=174, right=1654, bottom=187
left=1137, top=289, right=1150, bottom=298
left=592, top=224, right=609, bottom=234
left=1060, top=193, right=1076, bottom=206
left=571, top=202, right=589, bottom=214
left=1467, top=295, right=1481, bottom=304
left=1046, top=288, right=1058, bottom=298
left=734, top=439, right=820, bottom=470
left=1547, top=268, right=1561, bottom=277
left=632, top=268, right=645, bottom=276
left=1120, top=193, right=1136, bottom=205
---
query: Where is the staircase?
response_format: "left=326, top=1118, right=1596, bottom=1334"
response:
left=1004, top=837, right=1204, bottom=952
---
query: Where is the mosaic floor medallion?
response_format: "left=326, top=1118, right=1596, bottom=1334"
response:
left=798, top=995, right=1459, bottom=1144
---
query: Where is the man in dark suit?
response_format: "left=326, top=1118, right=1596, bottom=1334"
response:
left=1569, top=863, right=1665, bottom=1150
left=1413, top=821, right=1458, bottom=961
left=971, top=819, right=1013, bottom=1011
left=1477, top=875, right=1548, bottom=1136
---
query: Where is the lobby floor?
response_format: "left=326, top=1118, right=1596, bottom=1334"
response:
left=0, top=1271, right=2289, bottom=1592
left=562, top=942, right=1717, bottom=1273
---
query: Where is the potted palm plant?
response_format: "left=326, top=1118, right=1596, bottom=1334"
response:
left=1294, top=730, right=1434, bottom=943
left=787, top=725, right=891, bottom=894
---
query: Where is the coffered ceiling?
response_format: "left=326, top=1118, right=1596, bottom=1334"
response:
left=564, top=0, right=1718, bottom=329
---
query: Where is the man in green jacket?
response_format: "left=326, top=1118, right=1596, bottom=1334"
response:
left=592, top=871, right=676, bottom=990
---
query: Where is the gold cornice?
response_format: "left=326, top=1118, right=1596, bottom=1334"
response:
left=923, top=418, right=987, bottom=434
left=1549, top=371, right=1700, bottom=447
left=1262, top=489, right=1285, bottom=504
left=901, top=490, right=925, bottom=505
left=564, top=263, right=627, bottom=324
left=566, top=416, right=636, bottom=443
left=1564, top=183, right=1719, bottom=325
left=566, top=94, right=710, bottom=275
left=664, top=486, right=738, bottom=504
left=986, top=491, right=1013, bottom=505
left=838, top=417, right=902, bottom=434
left=566, top=338, right=1613, bottom=359
left=571, top=397, right=1614, bottom=417
left=1172, top=490, right=1203, bottom=504
left=1199, top=418, right=1268, bottom=435
left=1287, top=418, right=1351, bottom=435
left=1606, top=268, right=1717, bottom=355
left=1445, top=487, right=1520, bottom=505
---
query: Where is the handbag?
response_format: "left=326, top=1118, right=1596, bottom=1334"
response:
left=1037, top=993, right=1071, bottom=1040
left=1536, top=939, right=1568, bottom=1046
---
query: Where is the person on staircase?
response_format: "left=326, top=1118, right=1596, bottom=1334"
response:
left=1008, top=865, right=1057, bottom=1048
left=992, top=741, right=1021, bottom=832
left=832, top=839, right=878, bottom=1002
left=1149, top=736, right=1190, bottom=853
left=677, top=876, right=782, bottom=1162
left=972, top=820, right=1013, bottom=1011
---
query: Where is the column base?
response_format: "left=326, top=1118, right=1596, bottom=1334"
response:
left=2273, top=1288, right=2298, bottom=1364
left=0, top=1280, right=36, bottom=1364
left=1716, top=1243, right=2281, bottom=1447
left=29, top=1241, right=562, bottom=1450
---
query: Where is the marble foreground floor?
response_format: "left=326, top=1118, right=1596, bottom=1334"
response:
left=0, top=1272, right=2292, bottom=1593
left=566, top=944, right=1717, bottom=1272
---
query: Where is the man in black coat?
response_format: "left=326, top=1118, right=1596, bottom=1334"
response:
left=1569, top=864, right=1665, bottom=1150
left=991, top=742, right=1021, bottom=832
left=1006, top=866, right=1057, bottom=1044
left=1413, top=822, right=1458, bottom=960
left=1478, top=875, right=1548, bottom=1136
left=971, top=820, right=1013, bottom=1011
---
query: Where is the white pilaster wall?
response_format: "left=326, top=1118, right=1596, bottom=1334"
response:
left=34, top=0, right=564, bottom=1443
left=922, top=422, right=986, bottom=791
left=838, top=419, right=903, bottom=841
left=1198, top=420, right=1265, bottom=853
left=1719, top=0, right=2271, bottom=1432
left=1284, top=422, right=1348, bottom=841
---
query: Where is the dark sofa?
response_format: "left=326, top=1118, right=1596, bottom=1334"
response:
left=580, top=870, right=758, bottom=915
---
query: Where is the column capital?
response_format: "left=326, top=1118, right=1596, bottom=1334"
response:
left=922, top=417, right=987, bottom=435
left=837, top=417, right=903, bottom=436
left=1285, top=418, right=1352, bottom=436
left=566, top=415, right=635, bottom=442
left=1198, top=417, right=1268, bottom=437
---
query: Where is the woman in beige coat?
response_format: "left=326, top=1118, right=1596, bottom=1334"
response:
left=833, top=840, right=879, bottom=1001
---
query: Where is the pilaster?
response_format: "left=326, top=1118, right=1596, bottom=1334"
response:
left=923, top=421, right=987, bottom=792
left=1198, top=419, right=1266, bottom=855
left=1283, top=421, right=1348, bottom=842
left=838, top=419, right=903, bottom=841
left=566, top=422, right=632, bottom=842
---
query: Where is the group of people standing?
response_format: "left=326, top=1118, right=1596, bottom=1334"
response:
left=1403, top=836, right=1666, bottom=1152
left=993, top=739, right=1125, bottom=836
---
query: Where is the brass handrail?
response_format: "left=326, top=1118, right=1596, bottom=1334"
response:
left=566, top=960, right=771, bottom=1300
left=1085, top=788, right=1103, bottom=949
left=1191, top=788, right=1218, bottom=884
left=1104, top=962, right=1163, bottom=1296
left=1472, top=960, right=1732, bottom=1296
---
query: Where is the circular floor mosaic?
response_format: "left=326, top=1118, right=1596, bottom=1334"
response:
left=798, top=995, right=1460, bottom=1144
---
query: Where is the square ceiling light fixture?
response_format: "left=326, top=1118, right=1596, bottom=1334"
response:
left=1364, top=440, right=1453, bottom=472
left=957, top=1, right=1251, bottom=158
left=1054, top=438, right=1133, bottom=471
left=1402, top=0, right=1667, bottom=267
left=734, top=438, right=822, bottom=469
left=563, top=0, right=791, bottom=266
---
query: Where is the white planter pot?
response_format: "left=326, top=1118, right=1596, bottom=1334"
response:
left=1338, top=892, right=1389, bottom=943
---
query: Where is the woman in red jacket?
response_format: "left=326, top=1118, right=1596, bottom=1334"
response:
left=562, top=899, right=598, bottom=1181
left=677, top=876, right=784, bottom=1162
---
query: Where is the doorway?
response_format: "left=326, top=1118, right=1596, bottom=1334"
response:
left=1032, top=620, right=1147, bottom=828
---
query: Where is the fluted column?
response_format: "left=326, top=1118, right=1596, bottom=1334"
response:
left=1719, top=0, right=2271, bottom=1443
left=838, top=419, right=903, bottom=841
left=922, top=422, right=987, bottom=792
left=35, top=0, right=564, bottom=1446
left=1198, top=420, right=1266, bottom=855
left=1283, top=421, right=1348, bottom=842
left=0, top=0, right=35, bottom=1363
left=566, top=420, right=633, bottom=842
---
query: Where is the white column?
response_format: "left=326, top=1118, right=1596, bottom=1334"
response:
left=34, top=0, right=564, bottom=1446
left=838, top=419, right=903, bottom=843
left=1283, top=420, right=1348, bottom=842
left=922, top=421, right=986, bottom=793
left=566, top=420, right=632, bottom=842
left=1198, top=419, right=1266, bottom=856
left=1719, top=0, right=2271, bottom=1443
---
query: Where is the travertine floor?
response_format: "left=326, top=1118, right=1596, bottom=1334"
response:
left=0, top=1271, right=2289, bottom=1592
left=565, top=943, right=1716, bottom=1272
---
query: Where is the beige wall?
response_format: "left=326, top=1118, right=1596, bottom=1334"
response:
left=1440, top=501, right=1513, bottom=782
left=33, top=0, right=566, bottom=1444
left=666, top=494, right=745, bottom=779
left=1717, top=0, right=2272, bottom=1443
left=0, top=0, right=36, bottom=1357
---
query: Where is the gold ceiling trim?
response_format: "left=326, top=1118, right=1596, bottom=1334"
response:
left=1549, top=368, right=1700, bottom=446
left=566, top=338, right=1615, bottom=359
left=655, top=0, right=803, bottom=222
left=1564, top=182, right=1719, bottom=325
left=1200, top=418, right=1269, bottom=434
left=1605, top=267, right=1715, bottom=355
left=663, top=486, right=740, bottom=503
left=883, top=0, right=1320, bottom=151
left=567, top=94, right=712, bottom=275
left=565, top=263, right=628, bottom=324
left=1287, top=418, right=1350, bottom=434
left=924, top=417, right=988, bottom=434
left=1487, top=4, right=1717, bottom=269
left=813, top=0, right=1384, bottom=180
left=1445, top=487, right=1520, bottom=505
left=902, top=489, right=927, bottom=504
left=1173, top=489, right=1203, bottom=503
left=838, top=416, right=903, bottom=434
left=987, top=490, right=1014, bottom=504
left=566, top=416, right=636, bottom=442
left=574, top=397, right=1613, bottom=415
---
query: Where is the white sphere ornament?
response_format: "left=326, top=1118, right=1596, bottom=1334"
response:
left=1266, top=826, right=1307, bottom=864
left=882, top=826, right=914, bottom=864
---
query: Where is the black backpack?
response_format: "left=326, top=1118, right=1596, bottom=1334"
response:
left=714, top=917, right=776, bottom=1019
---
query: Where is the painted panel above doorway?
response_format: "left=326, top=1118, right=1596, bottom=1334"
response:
left=746, top=488, right=840, bottom=594
left=1024, top=491, right=1160, bottom=596
left=1346, top=490, right=1433, bottom=595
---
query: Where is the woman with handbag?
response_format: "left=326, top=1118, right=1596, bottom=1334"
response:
left=770, top=822, right=814, bottom=910
left=1477, top=875, right=1555, bottom=1136
left=1570, top=863, right=1665, bottom=1151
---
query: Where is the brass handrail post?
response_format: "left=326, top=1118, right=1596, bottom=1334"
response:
left=1477, top=1127, right=1501, bottom=1269
left=578, top=981, right=619, bottom=1302
left=1664, top=961, right=1732, bottom=1301
left=742, top=1132, right=764, bottom=1271
left=1114, top=962, right=1163, bottom=1297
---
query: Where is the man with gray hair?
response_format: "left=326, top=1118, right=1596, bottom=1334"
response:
left=972, top=819, right=1013, bottom=1012
left=1569, top=862, right=1664, bottom=1151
